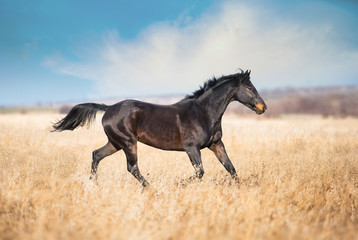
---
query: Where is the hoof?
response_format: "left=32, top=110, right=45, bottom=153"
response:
left=89, top=174, right=97, bottom=181
left=232, top=174, right=240, bottom=184
left=142, top=180, right=150, bottom=188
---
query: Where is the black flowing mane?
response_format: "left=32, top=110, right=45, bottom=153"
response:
left=185, top=70, right=249, bottom=99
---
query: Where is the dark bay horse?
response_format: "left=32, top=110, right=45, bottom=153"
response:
left=53, top=70, right=267, bottom=187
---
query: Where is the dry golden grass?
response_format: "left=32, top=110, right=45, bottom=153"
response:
left=1, top=113, right=357, bottom=240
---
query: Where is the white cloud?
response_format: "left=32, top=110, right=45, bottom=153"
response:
left=43, top=1, right=358, bottom=98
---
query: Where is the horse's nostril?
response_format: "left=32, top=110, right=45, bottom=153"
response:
left=256, top=103, right=265, bottom=111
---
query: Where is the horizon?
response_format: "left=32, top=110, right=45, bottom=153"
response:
left=2, top=83, right=357, bottom=108
left=1, top=0, right=358, bottom=106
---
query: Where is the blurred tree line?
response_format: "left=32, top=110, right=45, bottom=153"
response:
left=229, top=86, right=358, bottom=118
left=55, top=86, right=358, bottom=118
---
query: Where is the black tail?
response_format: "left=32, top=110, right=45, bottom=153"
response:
left=52, top=103, right=109, bottom=132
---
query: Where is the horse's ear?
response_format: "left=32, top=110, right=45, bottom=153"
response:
left=245, top=70, right=251, bottom=77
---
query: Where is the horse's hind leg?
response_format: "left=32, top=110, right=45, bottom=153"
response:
left=123, top=143, right=149, bottom=187
left=90, top=141, right=118, bottom=180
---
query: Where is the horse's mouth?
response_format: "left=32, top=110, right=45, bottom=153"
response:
left=244, top=103, right=267, bottom=115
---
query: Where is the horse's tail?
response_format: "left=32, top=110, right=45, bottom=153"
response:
left=52, top=103, right=109, bottom=132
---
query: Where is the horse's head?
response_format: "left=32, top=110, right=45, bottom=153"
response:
left=235, top=70, right=267, bottom=115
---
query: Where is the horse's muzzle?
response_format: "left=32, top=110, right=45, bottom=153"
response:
left=255, top=103, right=267, bottom=115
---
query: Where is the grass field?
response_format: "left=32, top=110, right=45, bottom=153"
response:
left=1, top=113, right=357, bottom=240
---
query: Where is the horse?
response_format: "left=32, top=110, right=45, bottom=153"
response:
left=52, top=70, right=267, bottom=187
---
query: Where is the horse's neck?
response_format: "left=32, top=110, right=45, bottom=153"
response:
left=198, top=80, right=236, bottom=123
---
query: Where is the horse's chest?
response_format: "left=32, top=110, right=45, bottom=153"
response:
left=181, top=121, right=222, bottom=148
left=204, top=129, right=222, bottom=147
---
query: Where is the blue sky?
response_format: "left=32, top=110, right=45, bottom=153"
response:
left=1, top=0, right=357, bottom=106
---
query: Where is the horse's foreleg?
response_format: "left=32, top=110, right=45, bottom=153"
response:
left=124, top=143, right=149, bottom=187
left=209, top=140, right=239, bottom=182
left=185, top=146, right=204, bottom=179
left=90, top=141, right=118, bottom=180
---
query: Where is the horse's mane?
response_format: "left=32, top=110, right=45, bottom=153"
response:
left=185, top=70, right=249, bottom=100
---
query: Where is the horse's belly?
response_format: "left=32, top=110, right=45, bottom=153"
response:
left=137, top=127, right=184, bottom=151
